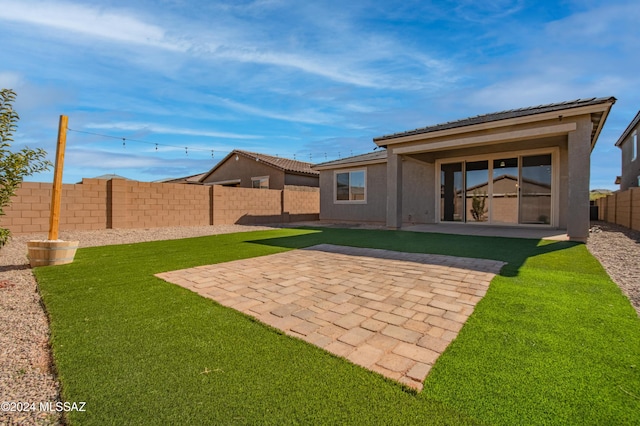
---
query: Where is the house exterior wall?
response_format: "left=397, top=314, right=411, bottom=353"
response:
left=201, top=155, right=287, bottom=189
left=319, top=163, right=387, bottom=223
left=318, top=160, right=435, bottom=225
left=619, top=124, right=640, bottom=190
left=319, top=133, right=574, bottom=230
left=566, top=116, right=593, bottom=241
left=402, top=158, right=435, bottom=224
left=558, top=141, right=569, bottom=228
left=316, top=105, right=610, bottom=242
left=284, top=173, right=320, bottom=187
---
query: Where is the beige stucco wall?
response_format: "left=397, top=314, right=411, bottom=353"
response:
left=319, top=163, right=387, bottom=223
left=401, top=158, right=435, bottom=224
left=285, top=173, right=320, bottom=187
left=318, top=160, right=435, bottom=225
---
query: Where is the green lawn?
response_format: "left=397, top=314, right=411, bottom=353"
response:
left=34, top=228, right=640, bottom=425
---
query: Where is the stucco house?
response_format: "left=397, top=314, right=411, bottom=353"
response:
left=199, top=149, right=319, bottom=189
left=313, top=97, right=616, bottom=242
left=615, top=110, right=640, bottom=190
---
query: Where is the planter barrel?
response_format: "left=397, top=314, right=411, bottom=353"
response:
left=27, top=240, right=79, bottom=268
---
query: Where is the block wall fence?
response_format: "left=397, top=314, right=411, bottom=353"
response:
left=0, top=179, right=319, bottom=235
left=595, top=187, right=640, bottom=231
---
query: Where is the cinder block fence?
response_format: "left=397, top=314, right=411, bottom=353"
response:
left=595, top=187, right=640, bottom=231
left=1, top=179, right=319, bottom=234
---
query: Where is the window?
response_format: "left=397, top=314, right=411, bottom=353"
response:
left=633, top=131, right=638, bottom=161
left=335, top=170, right=366, bottom=202
left=251, top=176, right=269, bottom=189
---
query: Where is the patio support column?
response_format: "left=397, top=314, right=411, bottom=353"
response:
left=386, top=152, right=403, bottom=229
left=567, top=116, right=593, bottom=242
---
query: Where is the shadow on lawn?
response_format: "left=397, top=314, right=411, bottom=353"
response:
left=249, top=227, right=579, bottom=277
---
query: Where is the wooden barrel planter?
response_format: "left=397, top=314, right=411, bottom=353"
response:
left=27, top=240, right=79, bottom=268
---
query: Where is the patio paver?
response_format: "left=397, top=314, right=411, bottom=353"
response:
left=156, top=244, right=505, bottom=390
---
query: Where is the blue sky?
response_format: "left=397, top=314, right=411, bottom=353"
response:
left=1, top=0, right=638, bottom=188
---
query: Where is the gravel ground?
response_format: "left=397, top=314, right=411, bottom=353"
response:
left=1, top=221, right=638, bottom=425
left=587, top=221, right=640, bottom=317
left=0, top=224, right=277, bottom=426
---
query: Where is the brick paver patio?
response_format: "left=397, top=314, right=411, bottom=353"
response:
left=156, top=244, right=505, bottom=390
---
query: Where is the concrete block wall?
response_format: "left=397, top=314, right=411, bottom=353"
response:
left=283, top=185, right=320, bottom=215
left=0, top=180, right=108, bottom=234
left=1, top=181, right=319, bottom=234
left=596, top=187, right=640, bottom=231
left=109, top=180, right=211, bottom=229
left=212, top=185, right=282, bottom=225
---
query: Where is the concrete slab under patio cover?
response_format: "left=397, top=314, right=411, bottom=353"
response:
left=156, top=244, right=505, bottom=390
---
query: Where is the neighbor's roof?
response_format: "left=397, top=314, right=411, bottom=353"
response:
left=200, top=149, right=319, bottom=182
left=615, top=110, right=640, bottom=147
left=91, top=174, right=131, bottom=180
left=159, top=172, right=207, bottom=184
left=312, top=150, right=388, bottom=170
left=374, top=97, right=617, bottom=144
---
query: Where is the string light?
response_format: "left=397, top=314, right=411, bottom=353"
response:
left=66, top=127, right=376, bottom=163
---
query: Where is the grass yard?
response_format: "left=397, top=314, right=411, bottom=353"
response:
left=34, top=228, right=640, bottom=425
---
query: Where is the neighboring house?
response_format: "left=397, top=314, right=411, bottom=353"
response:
left=199, top=149, right=319, bottom=189
left=160, top=172, right=207, bottom=184
left=614, top=110, right=640, bottom=190
left=314, top=97, right=616, bottom=242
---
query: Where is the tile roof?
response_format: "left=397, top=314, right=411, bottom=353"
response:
left=160, top=172, right=207, bottom=184
left=374, top=97, right=617, bottom=142
left=199, top=149, right=319, bottom=182
left=234, top=150, right=319, bottom=175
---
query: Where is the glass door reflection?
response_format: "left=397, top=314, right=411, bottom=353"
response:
left=520, top=154, right=552, bottom=224
left=465, top=161, right=489, bottom=222
left=491, top=158, right=519, bottom=224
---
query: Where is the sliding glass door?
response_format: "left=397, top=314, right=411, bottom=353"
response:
left=465, top=161, right=489, bottom=222
left=519, top=154, right=552, bottom=224
left=440, top=163, right=464, bottom=222
left=439, top=153, right=553, bottom=225
left=491, top=158, right=519, bottom=224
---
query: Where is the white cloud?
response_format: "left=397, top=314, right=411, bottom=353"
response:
left=0, top=1, right=455, bottom=90
left=208, top=96, right=338, bottom=125
left=0, top=1, right=187, bottom=51
left=0, top=72, right=23, bottom=88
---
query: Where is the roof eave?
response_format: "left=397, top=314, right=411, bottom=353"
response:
left=313, top=158, right=387, bottom=171
left=374, top=100, right=617, bottom=146
left=614, top=110, right=640, bottom=147
left=591, top=99, right=616, bottom=151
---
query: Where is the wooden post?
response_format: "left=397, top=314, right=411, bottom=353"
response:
left=48, top=115, right=68, bottom=241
